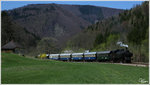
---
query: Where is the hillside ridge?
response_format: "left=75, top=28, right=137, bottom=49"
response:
left=6, top=3, right=123, bottom=47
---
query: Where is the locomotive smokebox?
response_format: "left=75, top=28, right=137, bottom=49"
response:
left=125, top=47, right=128, bottom=50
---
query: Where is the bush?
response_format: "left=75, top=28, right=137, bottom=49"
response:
left=39, top=54, right=47, bottom=59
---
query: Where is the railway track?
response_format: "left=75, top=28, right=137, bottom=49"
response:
left=116, top=63, right=149, bottom=67
left=63, top=61, right=149, bottom=67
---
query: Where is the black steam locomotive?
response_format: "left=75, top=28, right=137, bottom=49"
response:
left=109, top=48, right=133, bottom=63
left=47, top=48, right=133, bottom=63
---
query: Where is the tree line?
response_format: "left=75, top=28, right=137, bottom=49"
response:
left=66, top=1, right=149, bottom=62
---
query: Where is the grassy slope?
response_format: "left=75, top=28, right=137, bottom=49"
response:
left=1, top=53, right=149, bottom=84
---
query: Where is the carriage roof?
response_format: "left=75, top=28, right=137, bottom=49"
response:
left=72, top=53, right=83, bottom=55
left=97, top=51, right=111, bottom=54
left=50, top=54, right=59, bottom=56
left=60, top=53, right=71, bottom=56
left=84, top=52, right=96, bottom=55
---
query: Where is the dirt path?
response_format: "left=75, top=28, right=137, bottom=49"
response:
left=70, top=61, right=149, bottom=67
left=62, top=61, right=149, bottom=67
left=114, top=63, right=149, bottom=67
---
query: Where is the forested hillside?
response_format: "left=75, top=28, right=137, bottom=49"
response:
left=2, top=4, right=122, bottom=55
left=2, top=11, right=61, bottom=55
left=1, top=11, right=40, bottom=54
left=6, top=4, right=122, bottom=48
left=66, top=1, right=149, bottom=62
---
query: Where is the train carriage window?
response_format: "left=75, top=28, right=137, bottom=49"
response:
left=73, top=55, right=82, bottom=57
left=72, top=53, right=83, bottom=58
left=85, top=54, right=95, bottom=57
left=60, top=55, right=70, bottom=58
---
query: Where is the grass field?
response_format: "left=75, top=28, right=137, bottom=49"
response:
left=1, top=53, right=149, bottom=84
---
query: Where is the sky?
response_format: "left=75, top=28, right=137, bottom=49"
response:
left=1, top=1, right=144, bottom=11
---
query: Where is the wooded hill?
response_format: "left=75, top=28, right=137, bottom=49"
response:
left=66, top=1, right=149, bottom=62
left=2, top=2, right=149, bottom=62
left=2, top=4, right=122, bottom=55
left=2, top=11, right=40, bottom=54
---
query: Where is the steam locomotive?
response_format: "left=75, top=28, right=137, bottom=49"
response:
left=47, top=48, right=133, bottom=63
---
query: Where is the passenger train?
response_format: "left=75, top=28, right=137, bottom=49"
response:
left=47, top=48, right=133, bottom=63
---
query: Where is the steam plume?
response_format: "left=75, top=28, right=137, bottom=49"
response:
left=117, top=41, right=128, bottom=48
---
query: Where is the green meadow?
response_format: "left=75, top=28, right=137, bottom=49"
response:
left=1, top=53, right=149, bottom=84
